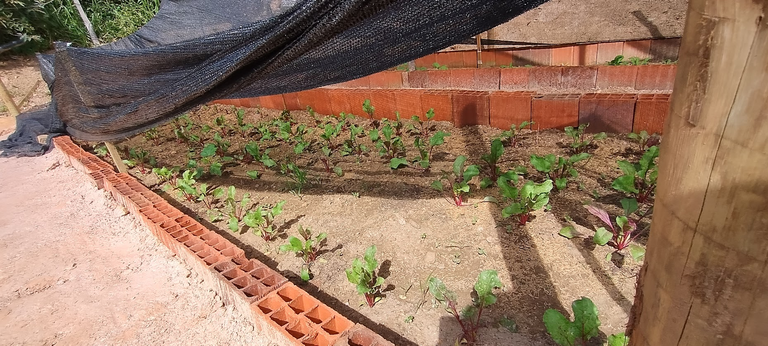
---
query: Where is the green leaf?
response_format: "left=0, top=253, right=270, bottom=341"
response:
left=390, top=157, right=408, bottom=169
left=260, top=157, right=276, bottom=167
left=629, top=244, right=646, bottom=262
left=639, top=146, right=660, bottom=171
left=453, top=155, right=467, bottom=177
left=228, top=216, right=239, bottom=232
left=474, top=270, right=502, bottom=307
left=463, top=165, right=480, bottom=183
left=499, top=317, right=518, bottom=333
left=616, top=216, right=628, bottom=232
left=300, top=267, right=310, bottom=281
left=272, top=201, right=286, bottom=217
left=247, top=170, right=260, bottom=179
left=428, top=276, right=457, bottom=303
left=571, top=297, right=600, bottom=342
left=502, top=203, right=525, bottom=218
left=593, top=132, right=607, bottom=140
left=594, top=227, right=612, bottom=245
left=209, top=162, right=223, bottom=176
left=616, top=160, right=637, bottom=176
left=530, top=154, right=554, bottom=173
left=612, top=175, right=639, bottom=194
left=374, top=276, right=385, bottom=288
left=569, top=153, right=591, bottom=164
left=532, top=195, right=550, bottom=211
left=608, top=333, right=629, bottom=346
left=243, top=209, right=264, bottom=228
left=363, top=245, right=378, bottom=273
left=430, top=131, right=450, bottom=146
left=489, top=138, right=503, bottom=162
left=201, top=143, right=217, bottom=157
left=555, top=178, right=568, bottom=191
left=455, top=182, right=470, bottom=193
left=543, top=309, right=575, bottom=346
left=479, top=177, right=494, bottom=189
left=497, top=176, right=519, bottom=200
left=431, top=180, right=443, bottom=191
left=621, top=198, right=639, bottom=215
left=333, top=166, right=344, bottom=177
left=559, top=226, right=576, bottom=239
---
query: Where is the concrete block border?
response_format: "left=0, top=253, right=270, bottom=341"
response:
left=53, top=136, right=394, bottom=346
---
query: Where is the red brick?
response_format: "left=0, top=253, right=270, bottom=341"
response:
left=393, top=89, right=423, bottom=119
left=562, top=66, right=598, bottom=90
left=552, top=46, right=575, bottom=66
left=623, top=40, right=652, bottom=59
left=339, top=76, right=370, bottom=89
left=449, top=69, right=475, bottom=89
left=368, top=71, right=403, bottom=89
left=304, top=89, right=332, bottom=115
left=578, top=93, right=637, bottom=133
left=499, top=68, right=530, bottom=90
left=528, top=67, right=563, bottom=90
left=369, top=90, right=398, bottom=120
left=531, top=94, right=580, bottom=130
left=489, top=91, right=533, bottom=130
left=452, top=91, right=490, bottom=127
left=634, top=93, right=671, bottom=134
left=260, top=95, right=285, bottom=110
left=426, top=70, right=451, bottom=88
left=474, top=68, right=500, bottom=90
left=597, top=42, right=624, bottom=64
left=344, top=89, right=373, bottom=118
left=281, top=93, right=301, bottom=111
left=420, top=90, right=453, bottom=122
left=597, top=65, right=638, bottom=89
left=407, top=70, right=429, bottom=88
left=572, top=44, right=598, bottom=66
left=242, top=97, right=260, bottom=108
left=481, top=50, right=497, bottom=67
left=435, top=52, right=464, bottom=68
left=635, top=65, right=676, bottom=90
left=512, top=49, right=551, bottom=66
left=462, top=51, right=477, bottom=68
left=495, top=50, right=514, bottom=66
left=328, top=89, right=350, bottom=116
left=414, top=54, right=437, bottom=69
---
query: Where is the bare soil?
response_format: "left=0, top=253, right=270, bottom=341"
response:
left=0, top=149, right=262, bottom=345
left=86, top=104, right=651, bottom=346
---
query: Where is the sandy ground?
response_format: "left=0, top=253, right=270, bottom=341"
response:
left=0, top=149, right=261, bottom=345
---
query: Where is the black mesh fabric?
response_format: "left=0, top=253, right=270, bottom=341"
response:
left=1, top=0, right=548, bottom=155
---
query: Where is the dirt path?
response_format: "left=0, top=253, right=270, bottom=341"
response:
left=0, top=149, right=260, bottom=346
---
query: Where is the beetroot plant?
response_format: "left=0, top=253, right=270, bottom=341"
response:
left=412, top=130, right=450, bottom=170
left=408, top=108, right=436, bottom=138
left=479, top=138, right=504, bottom=187
left=584, top=202, right=648, bottom=261
left=225, top=186, right=250, bottom=232
left=497, top=120, right=533, bottom=147
left=429, top=270, right=503, bottom=345
left=627, top=130, right=660, bottom=151
left=243, top=200, right=286, bottom=241
left=498, top=176, right=553, bottom=225
left=279, top=225, right=327, bottom=281
left=431, top=155, right=480, bottom=206
left=530, top=153, right=590, bottom=190
left=612, top=146, right=659, bottom=204
left=346, top=245, right=386, bottom=307
left=564, top=124, right=606, bottom=153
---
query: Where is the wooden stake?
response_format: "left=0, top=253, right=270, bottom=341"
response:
left=104, top=142, right=128, bottom=173
left=0, top=78, right=20, bottom=116
left=475, top=35, right=483, bottom=68
left=629, top=1, right=768, bottom=345
left=72, top=0, right=100, bottom=45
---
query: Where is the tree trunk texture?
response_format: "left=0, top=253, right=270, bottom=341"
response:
left=630, top=0, right=768, bottom=345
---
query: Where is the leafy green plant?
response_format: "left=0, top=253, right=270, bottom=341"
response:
left=584, top=202, right=648, bottom=261
left=127, top=148, right=156, bottom=174
left=498, top=176, right=553, bottom=225
left=564, top=124, right=607, bottom=153
left=213, top=114, right=229, bottom=137
left=408, top=108, right=436, bottom=139
left=191, top=183, right=222, bottom=209
left=143, top=127, right=160, bottom=145
left=429, top=270, right=503, bottom=345
left=412, top=130, right=450, bottom=170
left=480, top=138, right=504, bottom=185
left=152, top=166, right=177, bottom=187
left=432, top=62, right=448, bottom=70
left=279, top=225, right=327, bottom=281
left=369, top=123, right=406, bottom=160
left=628, top=57, right=650, bottom=66
left=362, top=99, right=375, bottom=121
left=244, top=200, right=286, bottom=240
left=607, top=55, right=626, bottom=66
left=174, top=170, right=198, bottom=202
left=431, top=156, right=480, bottom=206
left=611, top=146, right=659, bottom=204
left=497, top=121, right=533, bottom=147
left=530, top=153, right=591, bottom=190
left=243, top=142, right=276, bottom=168
left=280, top=163, right=308, bottom=195
left=256, top=123, right=275, bottom=143
left=224, top=186, right=250, bottom=231
left=340, top=124, right=368, bottom=159
left=543, top=297, right=601, bottom=346
left=93, top=144, right=109, bottom=158
left=345, top=245, right=386, bottom=308
left=320, top=146, right=344, bottom=176
left=627, top=130, right=661, bottom=152
left=235, top=108, right=254, bottom=137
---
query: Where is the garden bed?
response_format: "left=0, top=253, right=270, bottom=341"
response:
left=79, top=103, right=655, bottom=345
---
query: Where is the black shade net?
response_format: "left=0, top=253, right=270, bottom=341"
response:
left=1, top=0, right=548, bottom=156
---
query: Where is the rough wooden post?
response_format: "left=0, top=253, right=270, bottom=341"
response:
left=629, top=1, right=768, bottom=345
left=0, top=79, right=20, bottom=116
left=104, top=142, right=128, bottom=173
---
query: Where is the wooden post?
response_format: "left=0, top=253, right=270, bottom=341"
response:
left=629, top=0, right=768, bottom=345
left=72, top=0, right=100, bottom=45
left=0, top=79, right=20, bottom=116
left=104, top=142, right=128, bottom=173
left=475, top=35, right=483, bottom=68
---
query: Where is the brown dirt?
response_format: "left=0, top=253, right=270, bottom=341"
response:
left=0, top=149, right=262, bottom=345
left=87, top=104, right=652, bottom=346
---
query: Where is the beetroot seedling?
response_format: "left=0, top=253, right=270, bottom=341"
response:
left=498, top=176, right=553, bottom=225
left=612, top=146, right=659, bottom=204
left=431, top=155, right=480, bottom=206
left=544, top=297, right=601, bottom=346
left=346, top=245, right=386, bottom=307
left=496, top=121, right=533, bottom=147
left=479, top=138, right=504, bottom=186
left=626, top=130, right=660, bottom=151
left=584, top=203, right=648, bottom=261
left=195, top=183, right=224, bottom=210
left=413, top=130, right=450, bottom=170
left=429, top=270, right=503, bottom=345
left=564, top=124, right=606, bottom=153
left=174, top=169, right=198, bottom=202
left=408, top=108, right=436, bottom=139
left=369, top=123, right=405, bottom=160
left=243, top=200, right=286, bottom=240
left=224, top=186, right=250, bottom=232
left=530, top=153, right=590, bottom=190
left=279, top=225, right=327, bottom=281
left=243, top=142, right=276, bottom=168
